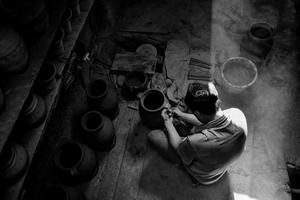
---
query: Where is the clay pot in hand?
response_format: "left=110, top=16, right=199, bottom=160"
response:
left=86, top=79, right=119, bottom=120
left=37, top=62, right=57, bottom=95
left=54, top=141, right=98, bottom=183
left=69, top=0, right=80, bottom=18
left=0, top=143, right=28, bottom=182
left=44, top=185, right=86, bottom=200
left=139, top=89, right=168, bottom=129
left=122, top=71, right=148, bottom=100
left=240, top=22, right=274, bottom=60
left=20, top=93, right=47, bottom=128
left=0, top=27, right=28, bottom=74
left=81, top=111, right=116, bottom=151
left=63, top=8, right=73, bottom=35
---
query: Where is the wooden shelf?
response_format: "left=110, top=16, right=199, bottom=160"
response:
left=0, top=0, right=68, bottom=154
left=1, top=0, right=94, bottom=199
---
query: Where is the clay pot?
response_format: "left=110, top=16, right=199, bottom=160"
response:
left=139, top=89, right=168, bottom=129
left=81, top=111, right=116, bottom=151
left=86, top=79, right=119, bottom=120
left=37, top=62, right=57, bottom=94
left=54, top=141, right=98, bottom=183
left=63, top=8, right=73, bottom=35
left=52, top=28, right=65, bottom=58
left=0, top=27, right=28, bottom=74
left=0, top=87, right=4, bottom=113
left=0, top=0, right=49, bottom=37
left=0, top=143, right=28, bottom=182
left=20, top=93, right=47, bottom=128
left=70, top=0, right=80, bottom=18
left=241, top=22, right=274, bottom=60
left=44, top=185, right=86, bottom=200
left=122, top=71, right=148, bottom=100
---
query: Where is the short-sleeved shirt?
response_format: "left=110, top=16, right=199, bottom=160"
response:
left=176, top=113, right=246, bottom=185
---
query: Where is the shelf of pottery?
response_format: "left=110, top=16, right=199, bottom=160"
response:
left=0, top=0, right=94, bottom=199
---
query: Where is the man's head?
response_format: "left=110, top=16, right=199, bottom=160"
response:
left=184, top=81, right=220, bottom=117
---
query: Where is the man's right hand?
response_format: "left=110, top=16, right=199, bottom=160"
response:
left=172, top=107, right=183, bottom=118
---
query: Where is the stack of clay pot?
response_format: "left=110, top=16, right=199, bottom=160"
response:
left=82, top=78, right=119, bottom=151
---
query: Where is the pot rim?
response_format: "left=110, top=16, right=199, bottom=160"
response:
left=249, top=22, right=274, bottom=41
left=54, top=141, right=84, bottom=170
left=22, top=93, right=38, bottom=115
left=140, top=89, right=166, bottom=112
left=221, top=57, right=258, bottom=89
left=81, top=110, right=104, bottom=132
left=87, top=79, right=108, bottom=99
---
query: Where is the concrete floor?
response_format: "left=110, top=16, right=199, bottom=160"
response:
left=117, top=0, right=300, bottom=199
left=24, top=0, right=300, bottom=200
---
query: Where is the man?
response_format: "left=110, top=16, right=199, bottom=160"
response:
left=148, top=81, right=247, bottom=185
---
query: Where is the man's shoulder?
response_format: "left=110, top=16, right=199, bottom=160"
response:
left=223, top=108, right=248, bottom=135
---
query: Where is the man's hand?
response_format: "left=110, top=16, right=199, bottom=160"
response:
left=172, top=107, right=183, bottom=118
left=161, top=108, right=173, bottom=123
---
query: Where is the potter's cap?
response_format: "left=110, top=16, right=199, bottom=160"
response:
left=184, top=81, right=219, bottom=115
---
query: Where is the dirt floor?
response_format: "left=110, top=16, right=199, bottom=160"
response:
left=24, top=0, right=300, bottom=199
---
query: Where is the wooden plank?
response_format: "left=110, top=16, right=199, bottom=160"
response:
left=0, top=0, right=68, bottom=154
left=113, top=112, right=149, bottom=200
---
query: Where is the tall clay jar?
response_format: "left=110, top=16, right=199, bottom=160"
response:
left=0, top=143, right=28, bottom=182
left=44, top=185, right=86, bottom=200
left=20, top=93, right=47, bottom=128
left=54, top=141, right=98, bottom=183
left=0, top=27, right=28, bottom=74
left=81, top=111, right=116, bottom=151
left=139, top=89, right=168, bottom=129
left=86, top=79, right=119, bottom=120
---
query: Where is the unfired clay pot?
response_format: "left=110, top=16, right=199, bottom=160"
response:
left=139, top=89, right=168, bottom=129
left=0, top=143, right=28, bottom=182
left=0, top=26, right=28, bottom=73
left=81, top=110, right=116, bottom=151
left=37, top=62, right=57, bottom=94
left=20, top=93, right=47, bottom=128
left=86, top=79, right=119, bottom=120
left=241, top=22, right=274, bottom=60
left=54, top=141, right=98, bottom=183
